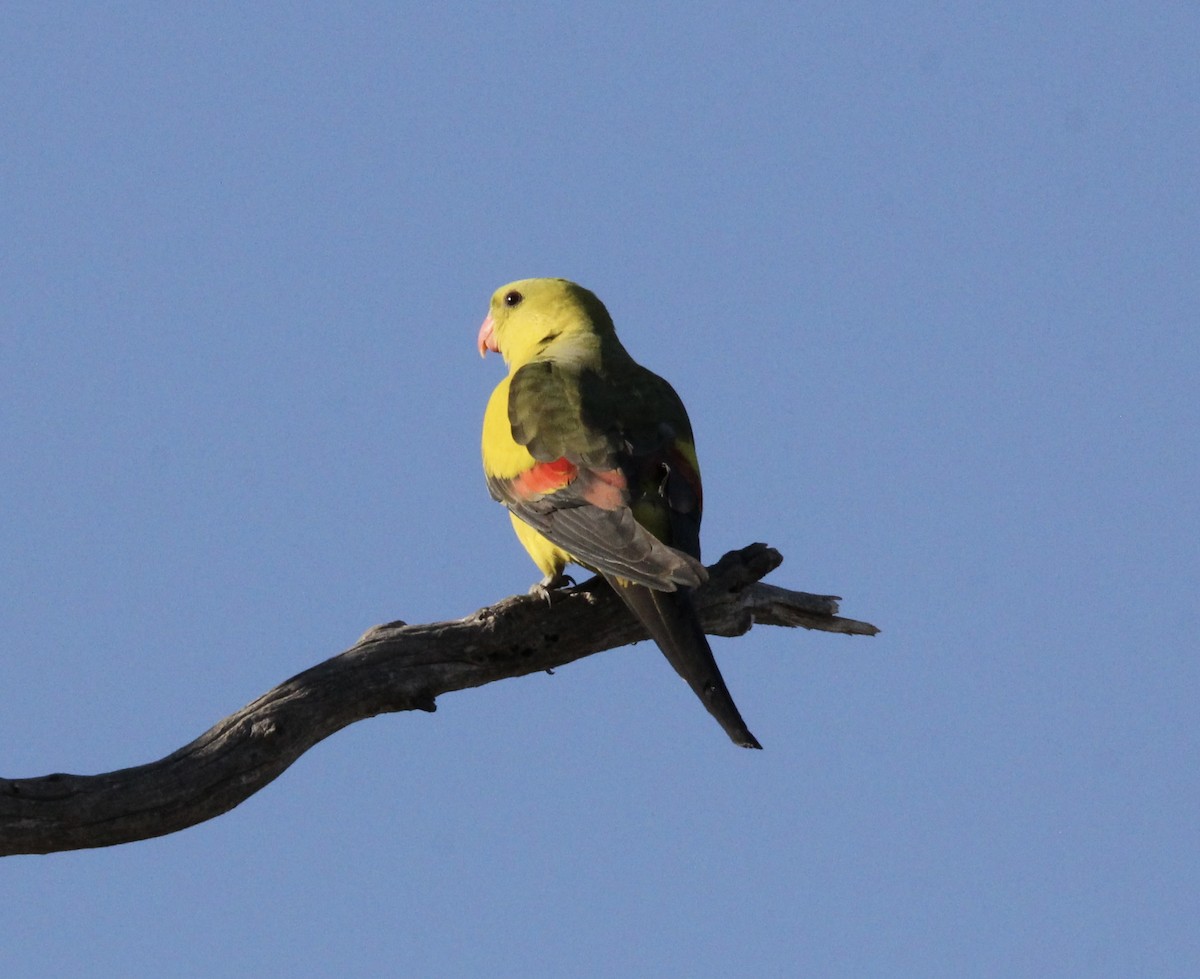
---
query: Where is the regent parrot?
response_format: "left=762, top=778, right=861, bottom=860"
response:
left=478, top=277, right=761, bottom=749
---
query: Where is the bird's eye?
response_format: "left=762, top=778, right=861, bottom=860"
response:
left=504, top=290, right=523, bottom=307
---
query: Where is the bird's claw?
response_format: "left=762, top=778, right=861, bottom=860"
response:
left=528, top=572, right=576, bottom=604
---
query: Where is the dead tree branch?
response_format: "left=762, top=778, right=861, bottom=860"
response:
left=0, top=543, right=877, bottom=856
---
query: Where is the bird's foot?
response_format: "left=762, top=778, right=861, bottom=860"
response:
left=529, top=572, right=576, bottom=604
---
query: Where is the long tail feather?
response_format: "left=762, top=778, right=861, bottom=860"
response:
left=609, top=577, right=761, bottom=749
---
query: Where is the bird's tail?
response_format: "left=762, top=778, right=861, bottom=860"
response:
left=609, top=578, right=762, bottom=749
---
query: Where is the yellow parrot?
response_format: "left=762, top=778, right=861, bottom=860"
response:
left=478, top=278, right=760, bottom=749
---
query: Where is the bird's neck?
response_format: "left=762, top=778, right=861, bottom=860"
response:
left=509, top=326, right=629, bottom=376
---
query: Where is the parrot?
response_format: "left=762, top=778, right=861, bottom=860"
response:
left=478, top=277, right=761, bottom=749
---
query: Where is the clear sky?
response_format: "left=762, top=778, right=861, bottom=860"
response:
left=3, top=4, right=1196, bottom=977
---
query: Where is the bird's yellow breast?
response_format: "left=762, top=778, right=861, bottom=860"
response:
left=481, top=375, right=535, bottom=479
left=482, top=374, right=574, bottom=578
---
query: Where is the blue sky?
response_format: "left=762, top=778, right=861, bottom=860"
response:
left=2, top=4, right=1197, bottom=976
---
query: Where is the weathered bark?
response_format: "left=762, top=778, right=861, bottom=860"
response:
left=0, top=544, right=877, bottom=856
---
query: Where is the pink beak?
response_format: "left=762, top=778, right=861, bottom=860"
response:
left=477, top=313, right=499, bottom=357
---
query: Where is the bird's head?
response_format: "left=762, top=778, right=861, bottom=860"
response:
left=477, top=277, right=614, bottom=367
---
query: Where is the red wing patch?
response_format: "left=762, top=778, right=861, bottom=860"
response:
left=510, top=457, right=630, bottom=509
left=512, top=457, right=578, bottom=498
left=580, top=467, right=628, bottom=509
